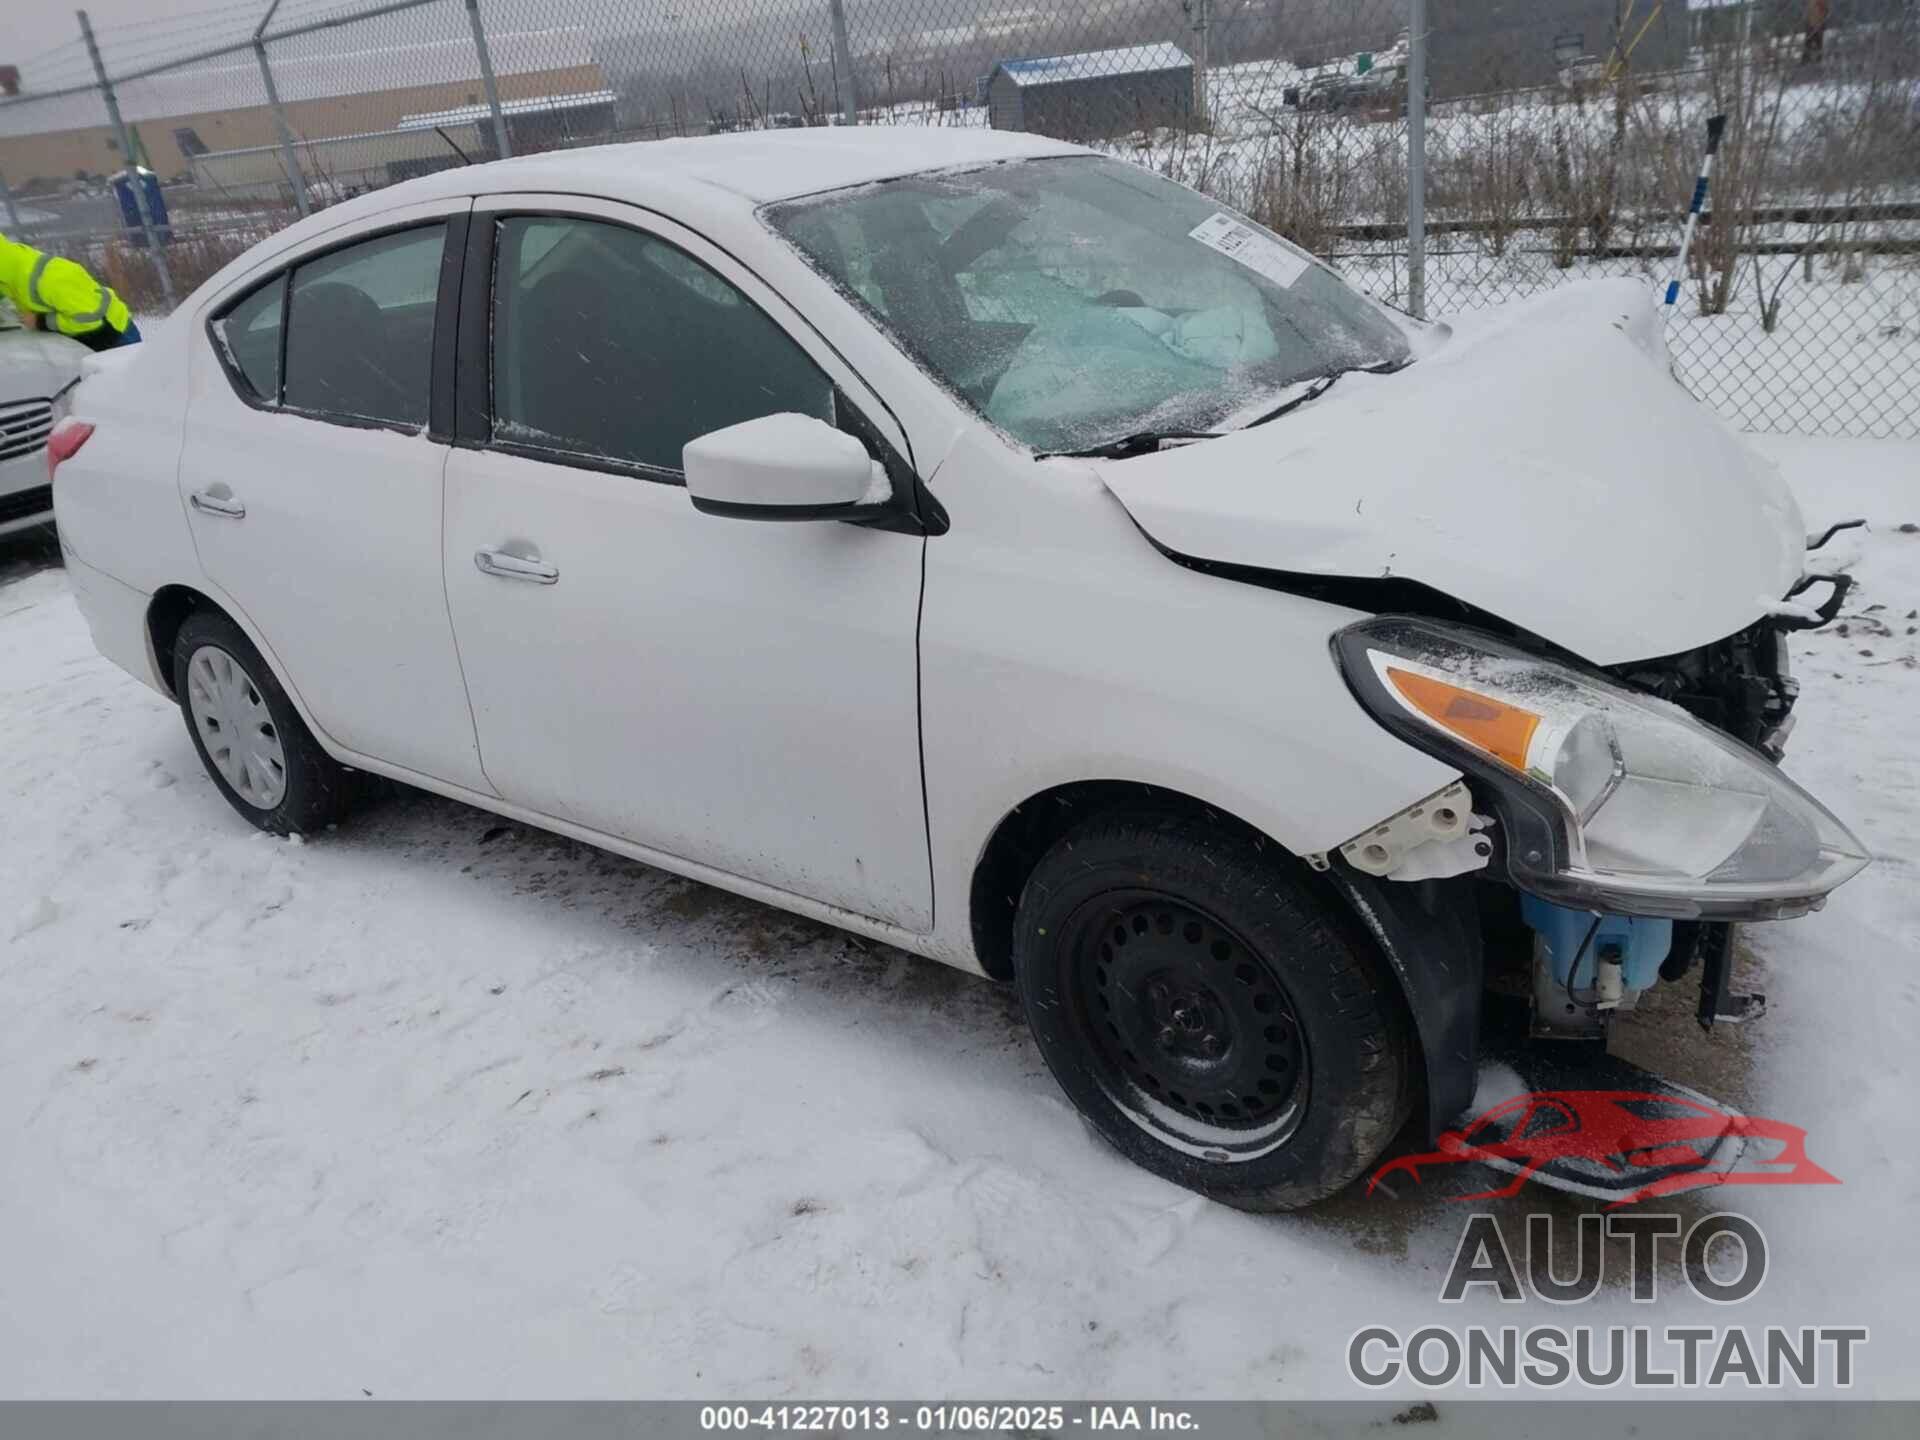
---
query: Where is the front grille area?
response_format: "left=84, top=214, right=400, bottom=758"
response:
left=0, top=483, right=54, bottom=526
left=0, top=397, right=55, bottom=464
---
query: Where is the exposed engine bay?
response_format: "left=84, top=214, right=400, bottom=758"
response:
left=1613, top=614, right=1800, bottom=759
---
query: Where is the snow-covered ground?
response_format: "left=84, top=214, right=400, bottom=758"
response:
left=1, top=434, right=1916, bottom=1399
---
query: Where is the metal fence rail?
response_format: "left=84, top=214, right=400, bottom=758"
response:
left=1, top=0, right=1916, bottom=438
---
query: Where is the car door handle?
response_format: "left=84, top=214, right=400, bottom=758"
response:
left=189, top=489, right=245, bottom=519
left=474, top=547, right=559, bottom=584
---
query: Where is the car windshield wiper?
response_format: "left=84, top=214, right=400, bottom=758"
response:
left=1035, top=429, right=1221, bottom=462
left=1035, top=357, right=1414, bottom=461
left=1239, top=357, right=1413, bottom=432
left=1239, top=373, right=1341, bottom=430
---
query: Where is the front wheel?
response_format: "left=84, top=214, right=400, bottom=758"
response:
left=1014, top=812, right=1413, bottom=1211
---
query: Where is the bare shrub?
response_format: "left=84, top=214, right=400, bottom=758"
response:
left=1237, top=113, right=1357, bottom=258
left=99, top=229, right=266, bottom=313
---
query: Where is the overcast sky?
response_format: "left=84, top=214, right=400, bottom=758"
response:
left=25, top=0, right=297, bottom=61
left=20, top=0, right=498, bottom=78
left=101, top=0, right=216, bottom=17
left=48, top=0, right=239, bottom=30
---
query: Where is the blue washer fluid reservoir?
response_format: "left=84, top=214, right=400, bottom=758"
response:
left=1519, top=895, right=1672, bottom=994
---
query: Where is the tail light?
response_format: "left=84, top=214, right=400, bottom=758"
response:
left=48, top=419, right=95, bottom=482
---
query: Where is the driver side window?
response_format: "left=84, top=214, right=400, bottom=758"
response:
left=490, top=215, right=834, bottom=475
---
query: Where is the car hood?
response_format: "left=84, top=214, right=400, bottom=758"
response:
left=0, top=326, right=89, bottom=395
left=1094, top=279, right=1806, bottom=665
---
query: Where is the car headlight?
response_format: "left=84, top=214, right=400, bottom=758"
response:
left=1333, top=616, right=1870, bottom=920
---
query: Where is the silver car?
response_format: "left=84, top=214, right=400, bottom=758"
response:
left=0, top=310, right=88, bottom=538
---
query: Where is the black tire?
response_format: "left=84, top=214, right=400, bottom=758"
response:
left=173, top=608, right=364, bottom=836
left=1014, top=811, right=1413, bottom=1211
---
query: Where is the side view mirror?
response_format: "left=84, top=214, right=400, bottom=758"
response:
left=683, top=412, right=893, bottom=522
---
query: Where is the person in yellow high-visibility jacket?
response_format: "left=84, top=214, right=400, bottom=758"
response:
left=0, top=233, right=141, bottom=351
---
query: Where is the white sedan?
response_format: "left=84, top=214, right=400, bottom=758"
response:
left=53, top=128, right=1868, bottom=1209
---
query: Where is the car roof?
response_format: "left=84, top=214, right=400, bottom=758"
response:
left=505, top=126, right=1088, bottom=203
left=339, top=126, right=1089, bottom=217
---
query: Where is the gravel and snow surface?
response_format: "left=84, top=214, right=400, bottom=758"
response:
left=2, top=435, right=1916, bottom=1401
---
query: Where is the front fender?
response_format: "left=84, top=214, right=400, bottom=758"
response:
left=1323, top=864, right=1483, bottom=1141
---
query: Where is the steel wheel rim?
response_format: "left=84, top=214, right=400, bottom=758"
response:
left=1063, top=889, right=1309, bottom=1163
left=186, top=644, right=287, bottom=810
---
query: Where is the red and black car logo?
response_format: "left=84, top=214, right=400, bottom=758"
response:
left=1369, top=1089, right=1838, bottom=1206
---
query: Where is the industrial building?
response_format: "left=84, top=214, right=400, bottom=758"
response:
left=985, top=42, right=1195, bottom=142
left=0, top=29, right=607, bottom=189
left=181, top=88, right=621, bottom=204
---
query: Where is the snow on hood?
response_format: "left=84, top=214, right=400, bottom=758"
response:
left=1094, top=279, right=1807, bottom=666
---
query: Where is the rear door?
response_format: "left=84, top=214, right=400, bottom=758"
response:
left=440, top=196, right=931, bottom=929
left=180, top=201, right=491, bottom=792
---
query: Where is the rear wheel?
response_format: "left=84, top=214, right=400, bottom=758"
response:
left=173, top=609, right=364, bottom=835
left=1014, top=811, right=1412, bottom=1211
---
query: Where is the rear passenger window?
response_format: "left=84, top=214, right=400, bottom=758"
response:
left=283, top=224, right=444, bottom=427
left=213, top=273, right=284, bottom=402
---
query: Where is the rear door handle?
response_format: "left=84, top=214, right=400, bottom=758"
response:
left=189, top=489, right=245, bottom=519
left=474, top=547, right=558, bottom=584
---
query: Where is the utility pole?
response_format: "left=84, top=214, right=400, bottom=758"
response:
left=1406, top=0, right=1428, bottom=320
left=78, top=7, right=174, bottom=308
left=254, top=0, right=309, bottom=217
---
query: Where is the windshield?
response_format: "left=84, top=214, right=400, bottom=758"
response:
left=766, top=156, right=1412, bottom=453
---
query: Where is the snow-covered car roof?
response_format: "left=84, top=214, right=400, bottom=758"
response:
left=332, top=128, right=1086, bottom=224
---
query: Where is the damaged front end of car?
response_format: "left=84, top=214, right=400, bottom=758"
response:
left=1305, top=540, right=1871, bottom=1181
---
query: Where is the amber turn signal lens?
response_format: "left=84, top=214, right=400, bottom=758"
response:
left=1384, top=666, right=1542, bottom=772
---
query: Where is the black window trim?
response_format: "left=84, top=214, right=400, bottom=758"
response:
left=204, top=210, right=471, bottom=442
left=205, top=269, right=286, bottom=413
left=452, top=202, right=945, bottom=536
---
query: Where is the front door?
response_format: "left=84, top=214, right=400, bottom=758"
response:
left=180, top=204, right=489, bottom=793
left=441, top=199, right=930, bottom=930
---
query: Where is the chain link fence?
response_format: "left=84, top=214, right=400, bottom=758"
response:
left=2, top=0, right=1916, bottom=436
left=1419, top=0, right=1920, bottom=439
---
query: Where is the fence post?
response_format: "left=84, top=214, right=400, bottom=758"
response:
left=78, top=7, right=175, bottom=309
left=1406, top=0, right=1428, bottom=320
left=464, top=0, right=512, bottom=159
left=828, top=0, right=858, bottom=124
left=1194, top=0, right=1211, bottom=125
left=254, top=0, right=309, bottom=217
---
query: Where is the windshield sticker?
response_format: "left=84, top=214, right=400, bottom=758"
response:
left=1188, top=213, right=1310, bottom=290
